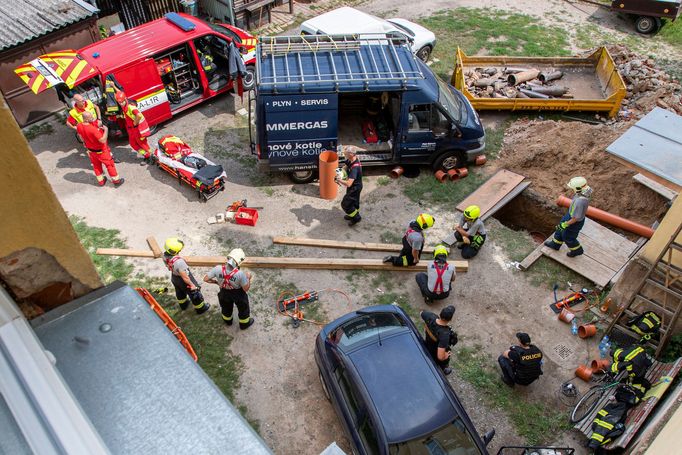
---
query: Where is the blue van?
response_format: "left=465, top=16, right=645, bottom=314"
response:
left=249, top=35, right=485, bottom=183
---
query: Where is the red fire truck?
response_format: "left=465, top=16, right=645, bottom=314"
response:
left=15, top=13, right=257, bottom=134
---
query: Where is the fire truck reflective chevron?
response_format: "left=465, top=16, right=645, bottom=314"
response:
left=14, top=50, right=97, bottom=94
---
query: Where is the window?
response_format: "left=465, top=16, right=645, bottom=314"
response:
left=388, top=418, right=482, bottom=455
left=206, top=22, right=242, bottom=44
left=330, top=313, right=406, bottom=349
left=359, top=417, right=380, bottom=455
left=335, top=367, right=360, bottom=419
left=408, top=104, right=450, bottom=135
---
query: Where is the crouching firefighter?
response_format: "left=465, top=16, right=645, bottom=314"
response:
left=448, top=205, right=486, bottom=259
left=203, top=249, right=255, bottom=330
left=545, top=176, right=592, bottom=257
left=163, top=237, right=210, bottom=314
left=383, top=213, right=435, bottom=266
left=415, top=244, right=456, bottom=304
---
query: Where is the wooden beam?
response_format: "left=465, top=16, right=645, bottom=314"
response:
left=633, top=173, right=678, bottom=201
left=95, top=248, right=468, bottom=272
left=272, top=236, right=435, bottom=254
left=456, top=169, right=526, bottom=217
left=146, top=237, right=162, bottom=258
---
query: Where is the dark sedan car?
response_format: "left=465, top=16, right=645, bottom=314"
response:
left=314, top=305, right=493, bottom=455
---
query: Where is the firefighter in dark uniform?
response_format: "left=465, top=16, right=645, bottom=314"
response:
left=163, top=237, right=210, bottom=314
left=544, top=176, right=592, bottom=257
left=336, top=148, right=363, bottom=226
left=420, top=306, right=457, bottom=375
left=383, top=213, right=435, bottom=266
left=498, top=332, right=543, bottom=386
left=203, top=248, right=255, bottom=330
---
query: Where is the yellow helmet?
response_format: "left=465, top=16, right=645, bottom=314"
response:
left=416, top=213, right=435, bottom=229
left=433, top=244, right=448, bottom=259
left=164, top=237, right=184, bottom=255
left=463, top=205, right=481, bottom=220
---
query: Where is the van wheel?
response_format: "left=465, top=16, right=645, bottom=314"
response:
left=416, top=45, right=432, bottom=63
left=319, top=370, right=331, bottom=401
left=433, top=150, right=464, bottom=171
left=635, top=16, right=659, bottom=34
left=289, top=170, right=316, bottom=184
left=243, top=65, right=256, bottom=91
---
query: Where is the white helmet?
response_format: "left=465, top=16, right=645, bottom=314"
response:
left=227, top=248, right=246, bottom=268
left=567, top=176, right=588, bottom=193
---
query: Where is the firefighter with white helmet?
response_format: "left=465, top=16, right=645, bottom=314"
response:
left=444, top=205, right=487, bottom=259
left=203, top=248, right=255, bottom=330
left=545, top=176, right=593, bottom=257
left=163, top=237, right=210, bottom=314
left=415, top=244, right=456, bottom=304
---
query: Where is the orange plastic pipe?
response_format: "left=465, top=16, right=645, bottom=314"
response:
left=318, top=150, right=339, bottom=200
left=556, top=195, right=654, bottom=238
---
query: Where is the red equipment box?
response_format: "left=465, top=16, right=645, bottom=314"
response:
left=235, top=207, right=259, bottom=226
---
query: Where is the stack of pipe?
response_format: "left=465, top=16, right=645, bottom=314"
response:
left=464, top=66, right=572, bottom=99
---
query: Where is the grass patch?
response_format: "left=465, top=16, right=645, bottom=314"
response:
left=402, top=168, right=486, bottom=208
left=380, top=230, right=403, bottom=244
left=24, top=122, right=55, bottom=141
left=659, top=18, right=682, bottom=46
left=484, top=119, right=512, bottom=160
left=453, top=347, right=571, bottom=445
left=70, top=215, right=133, bottom=283
left=419, top=8, right=571, bottom=80
left=377, top=176, right=392, bottom=186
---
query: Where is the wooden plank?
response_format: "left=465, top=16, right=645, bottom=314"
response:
left=519, top=245, right=544, bottom=270
left=576, top=236, right=629, bottom=272
left=540, top=245, right=614, bottom=287
left=633, top=173, right=678, bottom=201
left=146, top=237, right=162, bottom=258
left=456, top=169, right=526, bottom=217
left=579, top=219, right=637, bottom=258
left=272, top=236, right=435, bottom=254
left=480, top=181, right=531, bottom=221
left=95, top=249, right=468, bottom=272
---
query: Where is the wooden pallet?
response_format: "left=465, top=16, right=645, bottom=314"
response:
left=519, top=219, right=639, bottom=287
left=456, top=169, right=527, bottom=220
left=574, top=357, right=682, bottom=449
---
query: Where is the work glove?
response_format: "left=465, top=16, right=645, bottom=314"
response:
left=556, top=221, right=569, bottom=232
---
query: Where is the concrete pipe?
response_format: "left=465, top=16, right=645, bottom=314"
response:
left=318, top=151, right=339, bottom=200
left=507, top=69, right=540, bottom=86
left=556, top=195, right=655, bottom=238
left=529, top=85, right=568, bottom=97
left=519, top=88, right=549, bottom=99
left=473, top=78, right=495, bottom=88
left=539, top=70, right=564, bottom=83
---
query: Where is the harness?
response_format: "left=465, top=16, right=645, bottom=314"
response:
left=432, top=261, right=448, bottom=294
left=69, top=100, right=97, bottom=124
left=220, top=265, right=240, bottom=290
left=165, top=255, right=182, bottom=273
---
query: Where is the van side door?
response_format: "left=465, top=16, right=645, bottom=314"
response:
left=112, top=59, right=172, bottom=126
left=398, top=102, right=453, bottom=163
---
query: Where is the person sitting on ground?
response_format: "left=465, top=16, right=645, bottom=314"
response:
left=420, top=306, right=457, bottom=375
left=498, top=332, right=543, bottom=387
left=383, top=213, right=435, bottom=266
left=444, top=205, right=486, bottom=259
left=415, top=244, right=455, bottom=304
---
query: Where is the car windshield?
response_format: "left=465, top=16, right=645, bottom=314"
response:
left=435, top=76, right=466, bottom=125
left=330, top=313, right=406, bottom=349
left=206, top=22, right=242, bottom=43
left=388, top=418, right=481, bottom=455
left=386, top=20, right=415, bottom=38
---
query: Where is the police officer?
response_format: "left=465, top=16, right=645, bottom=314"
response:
left=203, top=248, right=255, bottom=330
left=336, top=149, right=363, bottom=226
left=383, top=213, right=435, bottom=266
left=545, top=176, right=592, bottom=257
left=415, top=244, right=455, bottom=304
left=420, top=306, right=457, bottom=375
left=163, top=237, right=210, bottom=314
left=498, top=332, right=543, bottom=386
left=446, top=205, right=486, bottom=259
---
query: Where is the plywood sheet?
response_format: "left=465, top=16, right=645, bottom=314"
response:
left=540, top=245, right=615, bottom=287
left=456, top=169, right=525, bottom=216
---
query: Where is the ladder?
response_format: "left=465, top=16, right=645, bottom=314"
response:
left=607, top=222, right=682, bottom=358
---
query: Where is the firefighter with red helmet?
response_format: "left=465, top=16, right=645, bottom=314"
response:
left=116, top=91, right=152, bottom=164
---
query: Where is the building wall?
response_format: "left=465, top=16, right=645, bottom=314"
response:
left=0, top=18, right=99, bottom=127
left=0, top=94, right=101, bottom=316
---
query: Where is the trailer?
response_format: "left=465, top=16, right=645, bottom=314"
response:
left=580, top=0, right=680, bottom=34
left=451, top=47, right=627, bottom=118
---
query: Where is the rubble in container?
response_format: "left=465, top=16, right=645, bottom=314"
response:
left=464, top=66, right=572, bottom=99
left=607, top=44, right=682, bottom=119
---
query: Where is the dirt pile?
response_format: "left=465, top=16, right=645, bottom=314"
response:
left=608, top=44, right=682, bottom=119
left=495, top=119, right=667, bottom=226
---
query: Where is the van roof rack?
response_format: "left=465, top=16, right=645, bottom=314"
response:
left=257, top=34, right=424, bottom=93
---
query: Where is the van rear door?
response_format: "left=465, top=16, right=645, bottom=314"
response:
left=262, top=93, right=338, bottom=172
left=112, top=59, right=172, bottom=126
left=14, top=50, right=98, bottom=94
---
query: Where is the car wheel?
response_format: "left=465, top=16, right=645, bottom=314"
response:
left=289, top=170, right=316, bottom=184
left=243, top=65, right=256, bottom=91
left=416, top=45, right=432, bottom=63
left=318, top=370, right=331, bottom=401
left=635, top=15, right=658, bottom=34
left=432, top=150, right=464, bottom=171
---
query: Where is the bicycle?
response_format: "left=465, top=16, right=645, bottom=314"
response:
left=569, top=371, right=626, bottom=424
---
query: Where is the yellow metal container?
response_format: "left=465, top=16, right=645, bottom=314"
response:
left=451, top=47, right=626, bottom=118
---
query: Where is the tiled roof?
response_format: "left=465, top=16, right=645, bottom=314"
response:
left=0, top=0, right=98, bottom=51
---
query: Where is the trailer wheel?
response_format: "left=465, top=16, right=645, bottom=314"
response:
left=432, top=150, right=464, bottom=171
left=635, top=16, right=658, bottom=34
left=289, top=170, right=316, bottom=184
left=243, top=65, right=256, bottom=91
left=416, top=45, right=432, bottom=63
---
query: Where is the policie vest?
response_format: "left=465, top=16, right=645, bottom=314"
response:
left=512, top=345, right=543, bottom=384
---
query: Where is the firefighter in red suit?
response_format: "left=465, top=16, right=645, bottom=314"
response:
left=116, top=91, right=152, bottom=163
left=76, top=112, right=124, bottom=187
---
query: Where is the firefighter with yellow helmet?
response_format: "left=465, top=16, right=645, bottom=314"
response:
left=545, top=176, right=592, bottom=257
left=163, top=237, right=210, bottom=314
left=203, top=248, right=255, bottom=330
left=383, top=213, right=435, bottom=266
left=445, top=205, right=486, bottom=259
left=415, top=244, right=456, bottom=304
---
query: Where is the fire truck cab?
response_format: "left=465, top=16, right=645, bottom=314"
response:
left=15, top=13, right=257, bottom=133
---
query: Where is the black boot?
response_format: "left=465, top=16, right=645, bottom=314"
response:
left=179, top=300, right=189, bottom=311
left=348, top=215, right=362, bottom=226
left=544, top=239, right=561, bottom=250
left=240, top=318, right=255, bottom=330
left=195, top=302, right=211, bottom=315
left=382, top=256, right=392, bottom=263
left=567, top=247, right=584, bottom=257
left=344, top=214, right=352, bottom=220
left=223, top=316, right=233, bottom=326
